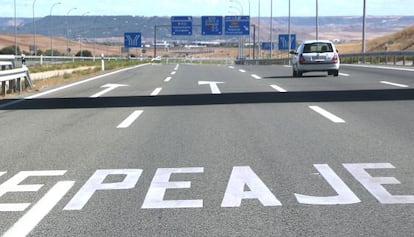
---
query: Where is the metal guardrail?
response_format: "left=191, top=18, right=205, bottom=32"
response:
left=0, top=55, right=33, bottom=96
left=339, top=51, right=414, bottom=66
left=240, top=51, right=414, bottom=66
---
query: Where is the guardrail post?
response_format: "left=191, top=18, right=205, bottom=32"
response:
left=1, top=81, right=6, bottom=96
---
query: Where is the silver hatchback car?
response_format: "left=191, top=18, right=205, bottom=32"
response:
left=290, top=40, right=340, bottom=77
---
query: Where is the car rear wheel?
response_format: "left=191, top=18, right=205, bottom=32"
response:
left=333, top=70, right=339, bottom=77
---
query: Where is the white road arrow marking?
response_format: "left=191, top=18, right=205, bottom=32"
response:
left=198, top=81, right=224, bottom=94
left=90, top=84, right=128, bottom=98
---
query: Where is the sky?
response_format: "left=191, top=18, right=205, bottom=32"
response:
left=1, top=0, right=413, bottom=18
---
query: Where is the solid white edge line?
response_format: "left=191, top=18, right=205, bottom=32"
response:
left=344, top=64, right=414, bottom=72
left=309, top=106, right=346, bottom=123
left=270, top=85, right=287, bottom=92
left=150, top=87, right=162, bottom=96
left=380, top=81, right=409, bottom=88
left=251, top=74, right=262, bottom=80
left=2, top=181, right=75, bottom=237
left=117, top=110, right=144, bottom=128
left=339, top=73, right=350, bottom=77
left=25, top=64, right=150, bottom=99
left=164, top=77, right=172, bottom=82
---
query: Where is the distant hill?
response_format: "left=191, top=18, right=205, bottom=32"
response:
left=1, top=15, right=414, bottom=43
left=367, top=24, right=414, bottom=51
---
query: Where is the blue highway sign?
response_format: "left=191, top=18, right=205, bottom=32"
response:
left=201, top=16, right=223, bottom=35
left=262, top=42, right=275, bottom=50
left=124, top=32, right=142, bottom=48
left=202, top=16, right=223, bottom=35
left=224, top=16, right=250, bottom=36
left=171, top=16, right=193, bottom=36
left=278, top=34, right=296, bottom=50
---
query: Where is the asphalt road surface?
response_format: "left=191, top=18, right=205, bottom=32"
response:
left=1, top=63, right=413, bottom=237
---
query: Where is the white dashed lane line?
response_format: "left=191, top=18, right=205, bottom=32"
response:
left=270, top=85, right=287, bottom=92
left=150, top=87, right=162, bottom=96
left=309, top=106, right=346, bottom=123
left=117, top=110, right=144, bottom=128
left=239, top=69, right=246, bottom=73
left=251, top=74, right=262, bottom=80
left=164, top=77, right=172, bottom=82
left=380, top=81, right=409, bottom=88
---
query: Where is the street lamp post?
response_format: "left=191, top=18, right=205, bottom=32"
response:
left=288, top=0, right=291, bottom=63
left=33, top=0, right=37, bottom=56
left=270, top=0, right=273, bottom=59
left=50, top=2, right=61, bottom=57
left=66, top=8, right=77, bottom=56
left=362, top=0, right=367, bottom=54
left=14, top=0, right=17, bottom=56
left=229, top=0, right=244, bottom=60
left=316, top=0, right=319, bottom=40
left=80, top=11, right=90, bottom=57
left=258, top=0, right=261, bottom=59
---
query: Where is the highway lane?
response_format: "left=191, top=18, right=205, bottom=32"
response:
left=0, top=63, right=413, bottom=236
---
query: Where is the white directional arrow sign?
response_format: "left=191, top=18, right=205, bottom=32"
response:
left=90, top=84, right=128, bottom=98
left=198, top=81, right=224, bottom=94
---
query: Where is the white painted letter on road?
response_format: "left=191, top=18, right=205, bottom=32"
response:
left=294, top=164, right=361, bottom=205
left=0, top=170, right=67, bottom=212
left=141, top=167, right=204, bottom=209
left=64, top=169, right=142, bottom=210
left=221, top=166, right=282, bottom=207
left=344, top=163, right=414, bottom=204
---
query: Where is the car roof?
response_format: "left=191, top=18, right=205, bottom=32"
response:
left=302, top=40, right=334, bottom=44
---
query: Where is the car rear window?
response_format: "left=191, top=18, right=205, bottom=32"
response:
left=303, top=43, right=334, bottom=53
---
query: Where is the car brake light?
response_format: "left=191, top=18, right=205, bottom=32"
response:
left=332, top=54, right=339, bottom=63
left=299, top=54, right=305, bottom=63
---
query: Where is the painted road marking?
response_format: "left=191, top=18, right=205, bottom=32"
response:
left=174, top=64, right=180, bottom=71
left=380, top=81, right=409, bottom=88
left=117, top=110, right=144, bottom=128
left=229, top=66, right=235, bottom=69
left=346, top=64, right=414, bottom=72
left=339, top=73, right=350, bottom=77
left=90, top=84, right=128, bottom=98
left=164, top=77, right=172, bottom=82
left=25, top=64, right=149, bottom=99
left=309, top=106, right=346, bottom=123
left=198, top=81, right=224, bottom=94
left=251, top=74, right=262, bottom=80
left=171, top=71, right=176, bottom=75
left=2, top=181, right=74, bottom=237
left=270, top=85, right=287, bottom=92
left=150, top=87, right=162, bottom=96
left=239, top=69, right=246, bottom=73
